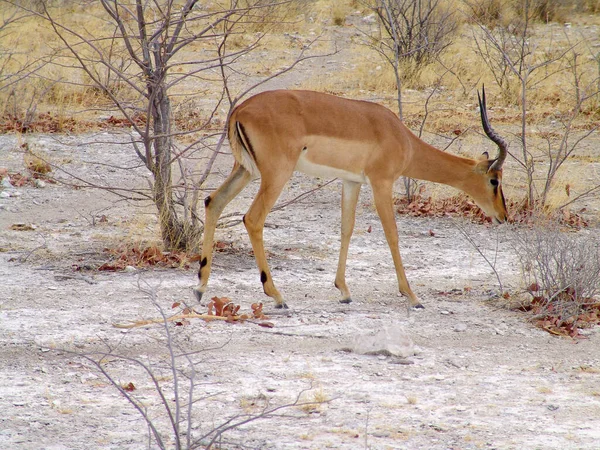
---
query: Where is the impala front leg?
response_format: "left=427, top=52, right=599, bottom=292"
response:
left=371, top=181, right=423, bottom=309
left=194, top=163, right=252, bottom=303
left=335, top=180, right=361, bottom=303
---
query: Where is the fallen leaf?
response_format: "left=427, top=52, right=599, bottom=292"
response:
left=122, top=382, right=136, bottom=392
left=175, top=319, right=191, bottom=326
left=10, top=223, right=36, bottom=231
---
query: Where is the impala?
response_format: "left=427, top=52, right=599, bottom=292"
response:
left=194, top=88, right=508, bottom=309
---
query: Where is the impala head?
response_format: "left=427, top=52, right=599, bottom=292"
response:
left=468, top=87, right=508, bottom=224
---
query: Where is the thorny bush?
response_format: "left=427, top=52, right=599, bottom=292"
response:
left=512, top=219, right=600, bottom=337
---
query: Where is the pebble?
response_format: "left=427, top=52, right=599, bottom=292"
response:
left=372, top=431, right=391, bottom=438
left=454, top=323, right=468, bottom=332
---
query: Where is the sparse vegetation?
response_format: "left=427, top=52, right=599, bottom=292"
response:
left=69, top=283, right=328, bottom=449
left=512, top=217, right=600, bottom=336
left=2, top=0, right=330, bottom=252
left=0, top=0, right=598, bottom=251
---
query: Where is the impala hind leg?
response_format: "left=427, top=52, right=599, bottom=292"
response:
left=194, top=163, right=252, bottom=303
left=371, top=181, right=423, bottom=309
left=335, top=180, right=361, bottom=303
left=243, top=172, right=292, bottom=308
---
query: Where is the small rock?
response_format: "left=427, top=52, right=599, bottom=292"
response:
left=81, top=373, right=99, bottom=383
left=124, top=265, right=137, bottom=272
left=0, top=191, right=11, bottom=199
left=373, top=431, right=391, bottom=438
left=362, top=14, right=376, bottom=24
left=34, top=179, right=46, bottom=188
left=454, top=323, right=468, bottom=332
left=351, top=323, right=415, bottom=358
left=390, top=357, right=414, bottom=365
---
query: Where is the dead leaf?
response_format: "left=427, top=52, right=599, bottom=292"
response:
left=122, top=382, right=136, bottom=392
left=10, top=223, right=36, bottom=231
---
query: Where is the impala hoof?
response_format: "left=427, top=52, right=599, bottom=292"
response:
left=411, top=303, right=425, bottom=310
left=275, top=302, right=289, bottom=309
left=193, top=287, right=204, bottom=303
left=339, top=297, right=352, bottom=304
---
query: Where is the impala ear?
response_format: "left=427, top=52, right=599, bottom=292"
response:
left=475, top=158, right=495, bottom=173
left=479, top=151, right=489, bottom=161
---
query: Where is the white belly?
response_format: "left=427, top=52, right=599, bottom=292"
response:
left=294, top=149, right=367, bottom=183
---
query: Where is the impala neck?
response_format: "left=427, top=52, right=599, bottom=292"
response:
left=402, top=136, right=477, bottom=191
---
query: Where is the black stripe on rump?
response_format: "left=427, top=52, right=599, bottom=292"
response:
left=236, top=121, right=257, bottom=161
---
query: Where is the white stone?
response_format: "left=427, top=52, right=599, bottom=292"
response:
left=352, top=323, right=415, bottom=358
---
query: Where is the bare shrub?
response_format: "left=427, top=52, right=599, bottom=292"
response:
left=364, top=0, right=459, bottom=92
left=68, top=283, right=328, bottom=449
left=512, top=218, right=600, bottom=335
left=10, top=0, right=328, bottom=252
left=583, top=0, right=600, bottom=13
left=471, top=0, right=600, bottom=211
left=463, top=0, right=509, bottom=28
left=514, top=0, right=569, bottom=23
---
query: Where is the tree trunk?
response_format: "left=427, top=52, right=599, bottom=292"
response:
left=150, top=83, right=200, bottom=251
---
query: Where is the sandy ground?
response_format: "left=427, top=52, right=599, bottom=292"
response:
left=1, top=130, right=599, bottom=450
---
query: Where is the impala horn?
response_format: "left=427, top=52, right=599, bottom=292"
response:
left=478, top=86, right=508, bottom=172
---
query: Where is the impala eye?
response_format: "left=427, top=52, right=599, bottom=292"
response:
left=490, top=179, right=499, bottom=187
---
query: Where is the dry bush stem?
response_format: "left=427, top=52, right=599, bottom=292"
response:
left=60, top=281, right=331, bottom=450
